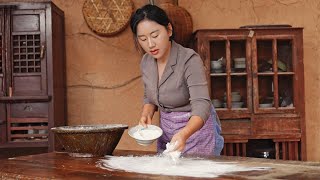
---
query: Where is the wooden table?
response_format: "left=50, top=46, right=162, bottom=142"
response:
left=0, top=150, right=319, bottom=179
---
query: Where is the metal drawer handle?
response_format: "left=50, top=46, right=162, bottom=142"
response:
left=40, top=45, right=45, bottom=59
left=24, top=105, right=33, bottom=112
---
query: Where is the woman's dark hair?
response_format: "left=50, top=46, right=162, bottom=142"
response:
left=130, top=4, right=175, bottom=53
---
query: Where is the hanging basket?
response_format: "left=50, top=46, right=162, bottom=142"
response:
left=82, top=0, right=134, bottom=36
left=158, top=2, right=193, bottom=47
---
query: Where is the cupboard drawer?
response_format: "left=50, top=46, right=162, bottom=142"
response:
left=10, top=103, right=48, bottom=118
left=252, top=117, right=301, bottom=134
left=221, top=119, right=251, bottom=135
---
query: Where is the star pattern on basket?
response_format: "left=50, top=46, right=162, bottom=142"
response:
left=83, top=0, right=133, bottom=36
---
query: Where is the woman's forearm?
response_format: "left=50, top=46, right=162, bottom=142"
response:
left=170, top=115, right=204, bottom=151
left=179, top=115, right=204, bottom=140
left=141, top=103, right=156, bottom=119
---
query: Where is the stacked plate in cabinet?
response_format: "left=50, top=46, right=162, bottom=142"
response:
left=234, top=58, right=246, bottom=69
left=223, top=92, right=244, bottom=108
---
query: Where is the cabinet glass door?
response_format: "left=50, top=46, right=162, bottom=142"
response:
left=253, top=38, right=295, bottom=113
left=209, top=39, right=251, bottom=112
left=0, top=9, right=4, bottom=97
left=210, top=40, right=226, bottom=109
left=11, top=9, right=47, bottom=96
left=230, top=40, right=249, bottom=109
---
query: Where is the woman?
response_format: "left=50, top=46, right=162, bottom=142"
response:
left=130, top=4, right=224, bottom=156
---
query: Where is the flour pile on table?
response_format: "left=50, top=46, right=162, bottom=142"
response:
left=98, top=155, right=269, bottom=178
left=161, top=141, right=181, bottom=164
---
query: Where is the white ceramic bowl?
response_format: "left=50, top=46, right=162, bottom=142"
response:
left=211, top=69, right=224, bottom=73
left=224, top=94, right=241, bottom=102
left=212, top=99, right=222, bottom=108
left=234, top=57, right=246, bottom=62
left=223, top=102, right=244, bottom=108
left=231, top=94, right=241, bottom=102
left=234, top=63, right=246, bottom=69
left=232, top=101, right=244, bottom=108
left=210, top=60, right=222, bottom=69
left=259, top=103, right=273, bottom=108
left=224, top=91, right=240, bottom=96
left=128, top=125, right=163, bottom=146
left=234, top=58, right=246, bottom=68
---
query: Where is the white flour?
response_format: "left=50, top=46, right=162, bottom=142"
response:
left=98, top=155, right=270, bottom=178
left=132, top=129, right=162, bottom=140
left=162, top=142, right=181, bottom=164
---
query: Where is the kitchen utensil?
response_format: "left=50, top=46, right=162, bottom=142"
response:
left=211, top=60, right=222, bottom=69
left=128, top=125, right=163, bottom=146
left=267, top=59, right=287, bottom=71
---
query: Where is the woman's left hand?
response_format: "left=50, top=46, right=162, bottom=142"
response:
left=170, top=131, right=188, bottom=152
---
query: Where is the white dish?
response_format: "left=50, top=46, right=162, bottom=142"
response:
left=234, top=57, right=246, bottom=62
left=224, top=94, right=241, bottom=102
left=211, top=69, right=224, bottom=73
left=234, top=63, right=246, bottom=69
left=212, top=99, right=222, bottom=108
left=224, top=91, right=240, bottom=96
left=234, top=57, right=246, bottom=69
left=259, top=103, right=273, bottom=108
left=231, top=94, right=241, bottom=102
left=223, top=102, right=244, bottom=108
left=128, top=125, right=163, bottom=146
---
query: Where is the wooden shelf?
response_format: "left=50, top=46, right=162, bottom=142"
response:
left=0, top=96, right=51, bottom=103
left=0, top=141, right=48, bottom=148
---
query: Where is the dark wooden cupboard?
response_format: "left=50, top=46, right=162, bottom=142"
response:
left=0, top=1, right=66, bottom=151
left=193, top=27, right=305, bottom=160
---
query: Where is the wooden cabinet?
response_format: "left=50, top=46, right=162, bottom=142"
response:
left=193, top=27, right=305, bottom=160
left=0, top=1, right=66, bottom=151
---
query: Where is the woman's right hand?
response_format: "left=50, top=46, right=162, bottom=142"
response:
left=139, top=115, right=152, bottom=128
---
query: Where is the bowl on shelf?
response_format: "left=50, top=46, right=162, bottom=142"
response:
left=211, top=69, right=224, bottom=73
left=212, top=99, right=222, bottom=108
left=259, top=103, right=273, bottom=108
left=210, top=60, right=223, bottom=70
left=234, top=57, right=246, bottom=69
left=223, top=102, right=244, bottom=108
left=223, top=92, right=242, bottom=102
left=232, top=102, right=244, bottom=108
left=128, top=125, right=163, bottom=146
left=224, top=91, right=240, bottom=95
left=51, top=124, right=128, bottom=157
left=231, top=94, right=241, bottom=102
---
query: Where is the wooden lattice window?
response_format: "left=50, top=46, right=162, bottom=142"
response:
left=12, top=34, right=41, bottom=73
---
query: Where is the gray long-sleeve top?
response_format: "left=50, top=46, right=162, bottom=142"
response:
left=141, top=41, right=211, bottom=122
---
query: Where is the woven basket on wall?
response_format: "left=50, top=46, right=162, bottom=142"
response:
left=157, top=1, right=193, bottom=47
left=83, top=0, right=134, bottom=36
